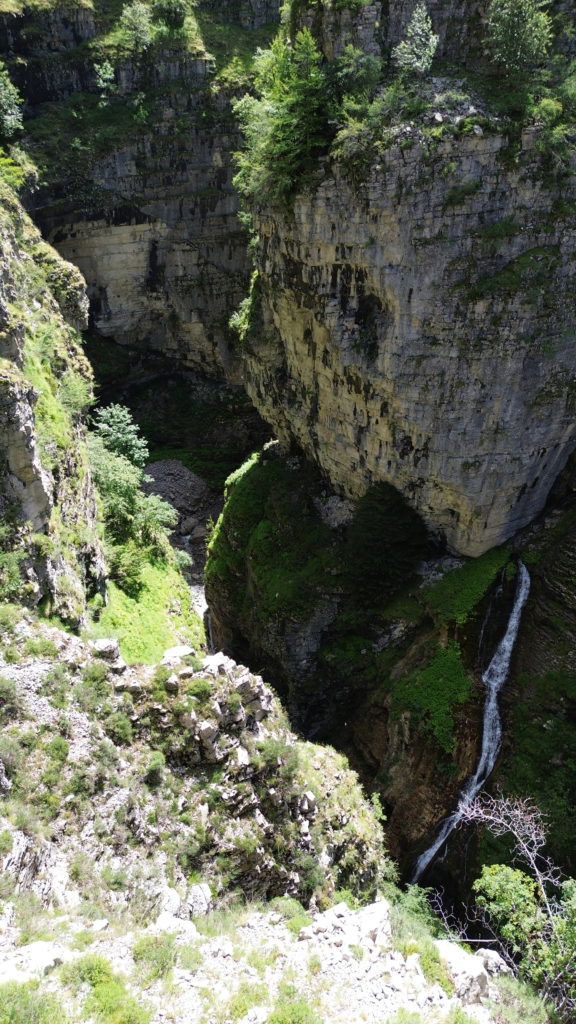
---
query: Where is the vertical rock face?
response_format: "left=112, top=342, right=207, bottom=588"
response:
left=197, top=0, right=281, bottom=30
left=28, top=62, right=250, bottom=379
left=0, top=179, right=104, bottom=621
left=0, top=2, right=279, bottom=380
left=241, top=125, right=576, bottom=555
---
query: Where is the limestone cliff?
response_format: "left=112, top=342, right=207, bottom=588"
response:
left=242, top=125, right=576, bottom=555
left=0, top=1, right=280, bottom=379
left=232, top=0, right=576, bottom=556
left=0, top=169, right=104, bottom=621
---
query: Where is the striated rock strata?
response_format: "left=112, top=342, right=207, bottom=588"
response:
left=243, top=128, right=576, bottom=555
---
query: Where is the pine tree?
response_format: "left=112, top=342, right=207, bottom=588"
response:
left=392, top=3, right=439, bottom=77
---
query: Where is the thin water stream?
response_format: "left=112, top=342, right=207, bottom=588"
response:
left=411, top=561, right=531, bottom=882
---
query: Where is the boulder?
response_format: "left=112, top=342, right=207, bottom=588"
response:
left=187, top=882, right=212, bottom=918
left=434, top=939, right=489, bottom=1003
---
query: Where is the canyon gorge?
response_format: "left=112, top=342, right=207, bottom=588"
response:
left=1, top=1, right=576, bottom=1020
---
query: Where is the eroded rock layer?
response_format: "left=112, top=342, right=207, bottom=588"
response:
left=243, top=129, right=576, bottom=554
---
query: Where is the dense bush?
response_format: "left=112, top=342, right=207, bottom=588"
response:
left=234, top=29, right=332, bottom=207
left=88, top=406, right=178, bottom=592
left=119, top=1, right=153, bottom=52
left=92, top=405, right=149, bottom=469
left=485, top=0, right=552, bottom=80
left=151, top=0, right=188, bottom=30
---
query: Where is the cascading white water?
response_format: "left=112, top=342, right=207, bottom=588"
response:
left=411, top=561, right=531, bottom=882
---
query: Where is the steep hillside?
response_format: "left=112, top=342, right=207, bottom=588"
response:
left=0, top=160, right=104, bottom=623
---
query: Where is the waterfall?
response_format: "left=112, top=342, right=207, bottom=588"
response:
left=411, top=561, right=531, bottom=883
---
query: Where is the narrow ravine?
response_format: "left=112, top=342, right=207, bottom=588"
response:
left=411, top=561, right=531, bottom=882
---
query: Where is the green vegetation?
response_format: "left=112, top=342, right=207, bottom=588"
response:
left=92, top=405, right=149, bottom=468
left=234, top=28, right=331, bottom=207
left=266, top=984, right=322, bottom=1024
left=132, top=931, right=178, bottom=981
left=485, top=0, right=552, bottom=82
left=0, top=981, right=66, bottom=1024
left=421, top=548, right=509, bottom=625
left=0, top=62, right=22, bottom=142
left=391, top=641, right=473, bottom=753
left=392, top=2, right=439, bottom=77
left=500, top=669, right=576, bottom=869
left=93, top=559, right=203, bottom=664
left=465, top=796, right=575, bottom=1021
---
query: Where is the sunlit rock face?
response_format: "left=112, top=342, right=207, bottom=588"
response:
left=242, top=127, right=576, bottom=555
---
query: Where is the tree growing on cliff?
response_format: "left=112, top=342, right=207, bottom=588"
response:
left=392, top=3, right=439, bottom=77
left=234, top=29, right=331, bottom=207
left=0, top=62, right=23, bottom=142
left=485, top=0, right=552, bottom=80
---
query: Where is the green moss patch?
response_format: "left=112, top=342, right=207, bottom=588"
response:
left=391, top=640, right=474, bottom=753
left=421, top=548, right=509, bottom=625
left=499, top=670, right=576, bottom=871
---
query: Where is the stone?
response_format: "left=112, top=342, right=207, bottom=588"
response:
left=434, top=939, right=489, bottom=1003
left=162, top=645, right=194, bottom=665
left=92, top=637, right=120, bottom=661
left=475, top=948, right=512, bottom=975
left=181, top=516, right=198, bottom=534
left=243, top=131, right=576, bottom=556
left=165, top=673, right=179, bottom=693
left=187, top=883, right=212, bottom=918
left=0, top=758, right=12, bottom=792
left=14, top=940, right=70, bottom=976
left=202, top=652, right=236, bottom=677
left=142, top=461, right=207, bottom=516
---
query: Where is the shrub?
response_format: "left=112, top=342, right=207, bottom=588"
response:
left=0, top=676, right=23, bottom=724
left=23, top=637, right=58, bottom=659
left=40, top=664, right=70, bottom=707
left=119, top=2, right=153, bottom=53
left=0, top=981, right=66, bottom=1024
left=485, top=0, right=552, bottom=80
left=61, top=955, right=115, bottom=991
left=0, top=735, right=23, bottom=777
left=132, top=932, right=178, bottom=980
left=104, top=711, right=133, bottom=746
left=75, top=661, right=110, bottom=711
left=0, top=62, right=23, bottom=141
left=45, top=735, right=69, bottom=764
left=233, top=29, right=332, bottom=208
left=151, top=0, right=188, bottom=29
left=0, top=525, right=24, bottom=602
left=0, top=829, right=13, bottom=854
left=85, top=979, right=151, bottom=1024
left=143, top=749, right=165, bottom=786
left=92, top=405, right=149, bottom=469
left=392, top=3, right=439, bottom=76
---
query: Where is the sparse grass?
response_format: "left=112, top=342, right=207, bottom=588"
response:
left=133, top=931, right=178, bottom=982
left=227, top=981, right=267, bottom=1020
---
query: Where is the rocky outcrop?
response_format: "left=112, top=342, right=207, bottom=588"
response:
left=242, top=125, right=576, bottom=555
left=293, top=0, right=575, bottom=63
left=0, top=611, right=392, bottom=907
left=0, top=176, right=104, bottom=620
